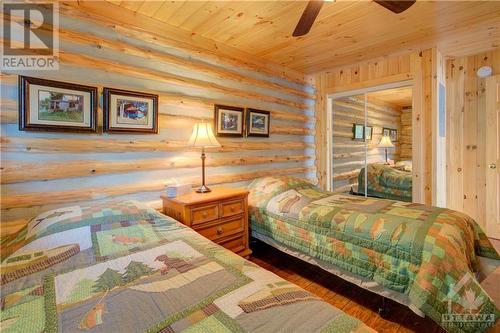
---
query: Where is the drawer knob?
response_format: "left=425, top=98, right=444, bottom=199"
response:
left=217, top=227, right=224, bottom=235
left=202, top=212, right=208, bottom=218
left=230, top=207, right=236, bottom=212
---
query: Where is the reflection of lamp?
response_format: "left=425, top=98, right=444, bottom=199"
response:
left=188, top=123, right=221, bottom=193
left=378, top=135, right=394, bottom=164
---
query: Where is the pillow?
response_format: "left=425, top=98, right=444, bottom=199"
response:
left=395, top=160, right=412, bottom=172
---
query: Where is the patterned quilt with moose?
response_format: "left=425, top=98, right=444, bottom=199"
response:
left=0, top=200, right=374, bottom=333
left=248, top=176, right=500, bottom=333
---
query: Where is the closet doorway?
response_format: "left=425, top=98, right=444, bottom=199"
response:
left=329, top=83, right=414, bottom=202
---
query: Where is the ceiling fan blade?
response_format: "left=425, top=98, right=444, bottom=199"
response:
left=293, top=1, right=324, bottom=37
left=373, top=0, right=416, bottom=14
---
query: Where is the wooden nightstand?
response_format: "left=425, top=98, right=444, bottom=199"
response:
left=161, top=188, right=252, bottom=258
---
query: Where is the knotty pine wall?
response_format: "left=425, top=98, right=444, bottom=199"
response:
left=446, top=49, right=500, bottom=231
left=332, top=96, right=401, bottom=192
left=0, top=4, right=315, bottom=235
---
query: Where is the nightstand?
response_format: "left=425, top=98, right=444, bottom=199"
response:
left=161, top=188, right=252, bottom=258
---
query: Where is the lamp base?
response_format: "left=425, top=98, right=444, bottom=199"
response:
left=196, top=184, right=211, bottom=193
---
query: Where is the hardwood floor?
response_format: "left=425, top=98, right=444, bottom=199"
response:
left=249, top=240, right=446, bottom=333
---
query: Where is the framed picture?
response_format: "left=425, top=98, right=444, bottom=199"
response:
left=382, top=127, right=391, bottom=137
left=246, top=108, right=270, bottom=137
left=390, top=129, right=398, bottom=142
left=103, top=88, right=158, bottom=134
left=18, top=76, right=97, bottom=132
left=352, top=124, right=364, bottom=140
left=364, top=126, right=373, bottom=141
left=214, top=105, right=244, bottom=137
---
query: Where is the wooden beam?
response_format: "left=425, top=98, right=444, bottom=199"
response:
left=1, top=155, right=313, bottom=184
left=0, top=137, right=314, bottom=153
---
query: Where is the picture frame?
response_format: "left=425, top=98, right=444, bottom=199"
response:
left=352, top=124, right=365, bottom=140
left=246, top=108, right=270, bottom=137
left=18, top=76, right=97, bottom=133
left=214, top=105, right=244, bottom=137
left=103, top=88, right=158, bottom=134
left=382, top=127, right=391, bottom=137
left=364, top=126, right=373, bottom=141
left=390, top=129, right=398, bottom=142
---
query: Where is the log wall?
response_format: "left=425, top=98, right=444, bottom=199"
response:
left=400, top=107, right=413, bottom=160
left=332, top=96, right=401, bottom=192
left=0, top=5, right=314, bottom=235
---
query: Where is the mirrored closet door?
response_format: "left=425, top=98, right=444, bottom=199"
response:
left=331, top=86, right=413, bottom=202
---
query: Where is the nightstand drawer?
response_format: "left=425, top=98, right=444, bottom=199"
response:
left=191, top=204, right=219, bottom=225
left=196, top=217, right=244, bottom=240
left=221, top=199, right=244, bottom=218
left=218, top=233, right=246, bottom=253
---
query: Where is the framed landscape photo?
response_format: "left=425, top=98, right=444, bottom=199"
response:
left=352, top=124, right=364, bottom=140
left=390, top=129, right=398, bottom=142
left=246, top=108, right=270, bottom=137
left=18, top=76, right=97, bottom=132
left=364, top=126, right=373, bottom=141
left=214, top=105, right=244, bottom=137
left=103, top=88, right=158, bottom=134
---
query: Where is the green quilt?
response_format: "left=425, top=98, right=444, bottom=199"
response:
left=358, top=163, right=412, bottom=202
left=0, top=200, right=373, bottom=333
left=248, top=176, right=500, bottom=333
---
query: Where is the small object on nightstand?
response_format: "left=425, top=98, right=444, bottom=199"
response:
left=161, top=187, right=252, bottom=258
left=165, top=183, right=192, bottom=198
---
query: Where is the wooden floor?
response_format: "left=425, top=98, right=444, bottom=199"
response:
left=249, top=241, right=448, bottom=333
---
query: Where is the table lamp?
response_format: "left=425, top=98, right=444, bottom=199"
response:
left=188, top=122, right=221, bottom=193
left=378, top=135, right=394, bottom=164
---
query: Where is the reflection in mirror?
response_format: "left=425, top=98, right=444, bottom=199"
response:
left=359, top=87, right=413, bottom=202
left=331, top=94, right=367, bottom=194
left=332, top=86, right=413, bottom=202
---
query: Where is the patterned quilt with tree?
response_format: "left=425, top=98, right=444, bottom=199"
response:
left=0, top=200, right=373, bottom=333
left=248, top=176, right=500, bottom=333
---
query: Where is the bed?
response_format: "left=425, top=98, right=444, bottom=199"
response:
left=248, top=176, right=500, bottom=333
left=0, top=200, right=373, bottom=333
left=357, top=162, right=412, bottom=202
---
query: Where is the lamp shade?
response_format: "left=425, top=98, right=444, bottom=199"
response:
left=188, top=123, right=221, bottom=148
left=378, top=135, right=394, bottom=148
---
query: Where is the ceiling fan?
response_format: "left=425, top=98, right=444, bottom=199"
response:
left=293, top=0, right=416, bottom=37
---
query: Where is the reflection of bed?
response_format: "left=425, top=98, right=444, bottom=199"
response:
left=248, top=176, right=500, bottom=333
left=358, top=162, right=412, bottom=202
left=0, top=200, right=372, bottom=333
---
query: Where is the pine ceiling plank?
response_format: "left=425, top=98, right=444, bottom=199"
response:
left=178, top=2, right=225, bottom=33
left=158, top=1, right=210, bottom=27
left=220, top=2, right=306, bottom=48
left=137, top=1, right=165, bottom=18
left=153, top=1, right=193, bottom=24
left=259, top=2, right=500, bottom=72
left=94, top=1, right=500, bottom=74
left=118, top=0, right=144, bottom=12
left=199, top=1, right=262, bottom=42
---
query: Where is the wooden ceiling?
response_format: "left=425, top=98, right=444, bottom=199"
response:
left=104, top=1, right=500, bottom=74
left=369, top=87, right=413, bottom=109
